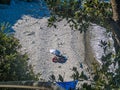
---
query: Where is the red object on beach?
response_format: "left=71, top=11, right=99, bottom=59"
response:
left=52, top=56, right=58, bottom=62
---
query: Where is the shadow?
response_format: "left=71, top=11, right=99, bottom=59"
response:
left=0, top=0, right=50, bottom=33
left=57, top=55, right=67, bottom=64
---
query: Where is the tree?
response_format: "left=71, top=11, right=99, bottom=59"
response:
left=0, top=23, right=38, bottom=81
left=110, top=0, right=120, bottom=53
left=111, top=0, right=120, bottom=24
left=45, top=0, right=112, bottom=32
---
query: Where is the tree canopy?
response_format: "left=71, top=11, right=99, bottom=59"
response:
left=45, top=0, right=112, bottom=32
left=0, top=23, right=38, bottom=81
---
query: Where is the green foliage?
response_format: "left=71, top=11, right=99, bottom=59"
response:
left=0, top=23, right=38, bottom=81
left=71, top=67, right=80, bottom=80
left=71, top=67, right=88, bottom=81
left=80, top=52, right=120, bottom=89
left=82, top=83, right=93, bottom=90
left=45, top=0, right=112, bottom=32
left=45, top=0, right=87, bottom=32
left=49, top=74, right=56, bottom=82
left=83, top=0, right=112, bottom=28
left=47, top=16, right=57, bottom=28
left=72, top=51, right=120, bottom=90
left=45, top=0, right=80, bottom=17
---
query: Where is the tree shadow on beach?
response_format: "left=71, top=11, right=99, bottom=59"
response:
left=0, top=0, right=50, bottom=33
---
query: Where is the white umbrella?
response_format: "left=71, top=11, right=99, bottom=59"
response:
left=50, top=49, right=61, bottom=56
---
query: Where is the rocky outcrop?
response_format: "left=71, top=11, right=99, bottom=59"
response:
left=85, top=24, right=115, bottom=70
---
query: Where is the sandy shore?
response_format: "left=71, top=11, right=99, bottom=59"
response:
left=13, top=17, right=88, bottom=81
left=0, top=0, right=89, bottom=81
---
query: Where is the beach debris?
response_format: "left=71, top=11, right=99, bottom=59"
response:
left=27, top=31, right=35, bottom=36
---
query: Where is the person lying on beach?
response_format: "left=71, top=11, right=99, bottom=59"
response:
left=52, top=55, right=67, bottom=63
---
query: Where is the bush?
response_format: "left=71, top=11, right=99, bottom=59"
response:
left=0, top=23, right=38, bottom=81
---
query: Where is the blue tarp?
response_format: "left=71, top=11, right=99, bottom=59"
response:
left=56, top=80, right=78, bottom=90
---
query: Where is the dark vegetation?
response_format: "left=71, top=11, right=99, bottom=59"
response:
left=0, top=23, right=38, bottom=81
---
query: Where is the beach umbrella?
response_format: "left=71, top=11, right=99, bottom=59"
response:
left=50, top=49, right=61, bottom=56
